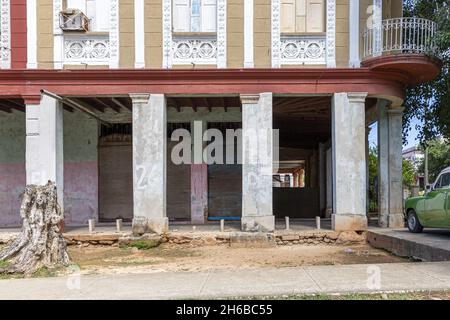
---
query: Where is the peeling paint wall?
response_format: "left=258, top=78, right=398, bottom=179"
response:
left=0, top=109, right=98, bottom=227
left=0, top=111, right=26, bottom=227
left=63, top=110, right=98, bottom=225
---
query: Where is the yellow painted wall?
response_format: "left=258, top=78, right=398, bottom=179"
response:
left=120, top=0, right=135, bottom=68
left=145, top=0, right=163, bottom=68
left=37, top=0, right=53, bottom=68
left=336, top=0, right=349, bottom=67
left=254, top=0, right=271, bottom=68
left=227, top=0, right=244, bottom=68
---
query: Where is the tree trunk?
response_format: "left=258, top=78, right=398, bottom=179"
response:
left=0, top=182, right=70, bottom=275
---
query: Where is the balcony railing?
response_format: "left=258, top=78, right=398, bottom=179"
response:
left=280, top=35, right=327, bottom=65
left=64, top=34, right=110, bottom=65
left=363, top=17, right=439, bottom=60
left=171, top=34, right=218, bottom=65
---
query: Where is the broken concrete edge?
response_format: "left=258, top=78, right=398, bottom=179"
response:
left=58, top=230, right=367, bottom=248
left=366, top=231, right=450, bottom=262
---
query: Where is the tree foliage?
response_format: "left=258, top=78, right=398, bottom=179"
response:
left=403, top=0, right=450, bottom=144
left=418, top=138, right=450, bottom=182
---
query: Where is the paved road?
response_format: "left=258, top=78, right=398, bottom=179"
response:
left=0, top=262, right=449, bottom=299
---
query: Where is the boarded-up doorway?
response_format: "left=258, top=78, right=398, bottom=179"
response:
left=167, top=123, right=191, bottom=221
left=207, top=122, right=242, bottom=218
left=98, top=124, right=133, bottom=222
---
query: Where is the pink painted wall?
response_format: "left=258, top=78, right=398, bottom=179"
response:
left=64, top=162, right=98, bottom=225
left=0, top=110, right=99, bottom=227
left=0, top=163, right=26, bottom=226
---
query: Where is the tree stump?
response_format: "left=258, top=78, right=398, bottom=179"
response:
left=0, top=181, right=70, bottom=275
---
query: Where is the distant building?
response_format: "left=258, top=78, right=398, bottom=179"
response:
left=403, top=146, right=425, bottom=188
left=402, top=146, right=424, bottom=170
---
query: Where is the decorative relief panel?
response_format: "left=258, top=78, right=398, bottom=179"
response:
left=64, top=36, right=110, bottom=64
left=172, top=36, right=218, bottom=65
left=280, top=36, right=326, bottom=65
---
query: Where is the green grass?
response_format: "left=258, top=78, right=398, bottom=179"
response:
left=121, top=239, right=160, bottom=250
left=0, top=260, right=10, bottom=269
left=221, top=291, right=450, bottom=300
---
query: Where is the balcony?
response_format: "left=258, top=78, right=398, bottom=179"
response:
left=362, top=18, right=441, bottom=84
left=280, top=35, right=327, bottom=65
left=171, top=34, right=218, bottom=65
left=64, top=34, right=110, bottom=66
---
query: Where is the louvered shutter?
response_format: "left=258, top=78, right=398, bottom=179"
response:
left=201, top=0, right=217, bottom=32
left=280, top=0, right=296, bottom=33
left=173, top=0, right=191, bottom=32
left=306, top=0, right=325, bottom=32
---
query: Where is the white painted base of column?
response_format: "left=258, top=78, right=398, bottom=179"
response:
left=332, top=214, right=367, bottom=232
left=132, top=217, right=169, bottom=235
left=241, top=215, right=275, bottom=232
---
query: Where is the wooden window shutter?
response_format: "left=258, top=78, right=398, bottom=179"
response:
left=295, top=0, right=306, bottom=33
left=281, top=0, right=296, bottom=33
left=201, top=0, right=217, bottom=32
left=91, top=0, right=110, bottom=32
left=173, top=0, right=191, bottom=32
left=306, top=0, right=325, bottom=33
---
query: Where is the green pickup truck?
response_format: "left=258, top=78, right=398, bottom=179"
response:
left=404, top=166, right=450, bottom=233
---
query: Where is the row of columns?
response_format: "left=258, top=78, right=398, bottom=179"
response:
left=24, top=92, right=404, bottom=234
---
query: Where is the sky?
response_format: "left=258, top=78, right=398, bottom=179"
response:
left=368, top=116, right=422, bottom=151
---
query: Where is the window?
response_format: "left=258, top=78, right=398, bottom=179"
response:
left=66, top=0, right=110, bottom=32
left=438, top=173, right=450, bottom=189
left=173, top=0, right=217, bottom=33
left=280, top=0, right=325, bottom=33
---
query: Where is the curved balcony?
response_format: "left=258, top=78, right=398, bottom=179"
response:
left=362, top=18, right=441, bottom=84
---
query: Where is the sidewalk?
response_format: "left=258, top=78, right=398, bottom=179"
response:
left=0, top=262, right=449, bottom=299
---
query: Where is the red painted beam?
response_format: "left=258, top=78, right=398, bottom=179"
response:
left=0, top=68, right=409, bottom=104
left=10, top=0, right=27, bottom=69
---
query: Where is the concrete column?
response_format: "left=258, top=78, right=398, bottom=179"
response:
left=387, top=106, right=405, bottom=228
left=130, top=94, right=168, bottom=234
left=26, top=95, right=64, bottom=209
left=240, top=93, right=274, bottom=232
left=365, top=125, right=371, bottom=217
left=325, top=148, right=333, bottom=217
left=331, top=93, right=368, bottom=231
left=319, top=143, right=326, bottom=215
left=377, top=99, right=390, bottom=227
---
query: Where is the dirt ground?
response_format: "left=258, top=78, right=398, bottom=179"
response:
left=67, top=242, right=408, bottom=275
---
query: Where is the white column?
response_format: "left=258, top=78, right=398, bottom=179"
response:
left=243, top=0, right=254, bottom=68
left=162, top=0, right=172, bottom=68
left=27, top=0, right=37, bottom=68
left=109, top=0, right=120, bottom=68
left=387, top=106, right=405, bottom=228
left=134, top=0, right=145, bottom=68
left=373, top=0, right=382, bottom=57
left=217, top=0, right=227, bottom=68
left=377, top=99, right=390, bottom=227
left=130, top=94, right=168, bottom=234
left=0, top=0, right=11, bottom=69
left=26, top=95, right=64, bottom=210
left=348, top=0, right=360, bottom=67
left=53, top=0, right=63, bottom=69
left=331, top=93, right=368, bottom=231
left=326, top=0, right=336, bottom=68
left=271, top=0, right=281, bottom=68
left=241, top=93, right=274, bottom=232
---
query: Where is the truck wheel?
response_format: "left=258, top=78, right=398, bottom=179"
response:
left=407, top=210, right=423, bottom=233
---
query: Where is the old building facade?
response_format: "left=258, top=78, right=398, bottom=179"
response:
left=0, top=0, right=441, bottom=233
